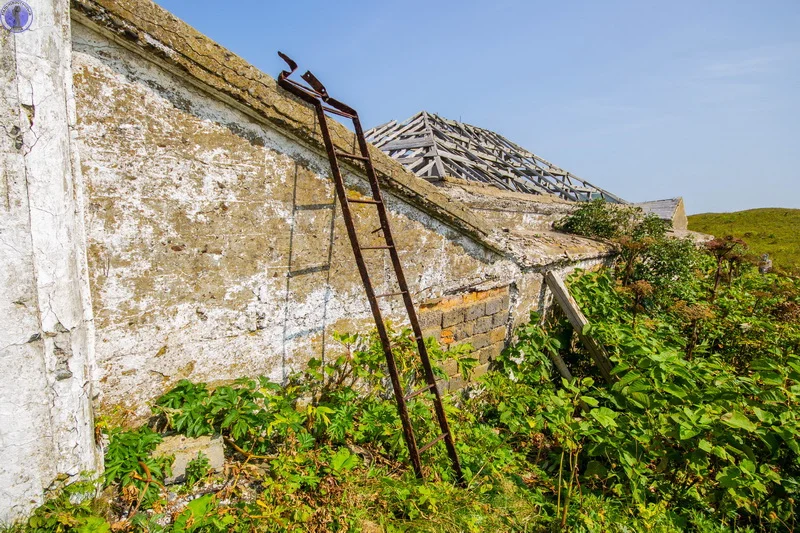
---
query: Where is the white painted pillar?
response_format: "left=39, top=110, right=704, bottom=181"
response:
left=0, top=0, right=99, bottom=523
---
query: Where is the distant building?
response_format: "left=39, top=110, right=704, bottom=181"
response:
left=634, top=198, right=688, bottom=231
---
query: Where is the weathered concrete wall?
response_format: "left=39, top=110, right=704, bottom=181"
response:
left=434, top=176, right=580, bottom=231
left=70, top=22, right=523, bottom=419
left=0, top=0, right=99, bottom=524
left=673, top=198, right=688, bottom=231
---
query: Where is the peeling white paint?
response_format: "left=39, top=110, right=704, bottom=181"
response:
left=0, top=1, right=99, bottom=524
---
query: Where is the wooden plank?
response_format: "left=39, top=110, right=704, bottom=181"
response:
left=381, top=137, right=434, bottom=151
left=365, top=120, right=397, bottom=142
left=368, top=114, right=425, bottom=148
left=412, top=160, right=435, bottom=176
left=544, top=271, right=615, bottom=384
left=547, top=342, right=573, bottom=382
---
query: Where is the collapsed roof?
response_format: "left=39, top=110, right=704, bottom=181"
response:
left=366, top=111, right=625, bottom=204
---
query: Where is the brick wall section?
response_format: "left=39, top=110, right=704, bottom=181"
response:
left=419, top=286, right=511, bottom=392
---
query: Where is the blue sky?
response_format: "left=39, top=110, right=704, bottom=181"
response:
left=155, top=0, right=800, bottom=214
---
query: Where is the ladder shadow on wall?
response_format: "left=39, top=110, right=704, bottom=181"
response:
left=281, top=161, right=338, bottom=380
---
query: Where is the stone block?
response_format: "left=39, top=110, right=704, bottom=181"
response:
left=500, top=294, right=510, bottom=309
left=471, top=363, right=490, bottom=380
left=440, top=329, right=455, bottom=345
left=465, top=302, right=486, bottom=322
left=478, top=342, right=504, bottom=364
left=474, top=315, right=493, bottom=334
left=453, top=321, right=474, bottom=341
left=421, top=328, right=441, bottom=344
left=447, top=375, right=467, bottom=392
left=154, top=434, right=225, bottom=484
left=418, top=310, right=442, bottom=330
left=492, top=311, right=510, bottom=328
left=440, top=358, right=458, bottom=377
left=485, top=297, right=505, bottom=316
left=442, top=307, right=465, bottom=328
left=420, top=297, right=443, bottom=309
left=469, top=332, right=491, bottom=350
left=489, top=326, right=507, bottom=345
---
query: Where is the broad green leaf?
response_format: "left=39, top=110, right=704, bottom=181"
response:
left=716, top=466, right=740, bottom=488
left=752, top=407, right=774, bottom=424
left=663, top=384, right=687, bottom=399
left=721, top=411, right=757, bottom=432
left=76, top=516, right=111, bottom=533
left=330, top=448, right=358, bottom=473
left=630, top=392, right=651, bottom=409
left=590, top=407, right=618, bottom=428
left=679, top=423, right=700, bottom=441
left=776, top=428, right=800, bottom=454
left=740, top=459, right=756, bottom=475
left=581, top=396, right=599, bottom=407
left=584, top=460, right=608, bottom=478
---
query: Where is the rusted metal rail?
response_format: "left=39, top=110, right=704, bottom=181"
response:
left=277, top=52, right=464, bottom=485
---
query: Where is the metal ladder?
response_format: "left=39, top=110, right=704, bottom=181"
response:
left=277, top=52, right=464, bottom=485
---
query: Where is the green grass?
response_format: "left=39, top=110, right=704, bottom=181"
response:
left=688, top=207, right=800, bottom=273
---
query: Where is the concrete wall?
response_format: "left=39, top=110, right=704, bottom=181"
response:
left=434, top=177, right=580, bottom=231
left=0, top=0, right=100, bottom=523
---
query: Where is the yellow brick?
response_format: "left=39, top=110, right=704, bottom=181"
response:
left=489, top=326, right=506, bottom=344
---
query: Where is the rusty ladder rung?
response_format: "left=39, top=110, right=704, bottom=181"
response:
left=404, top=382, right=435, bottom=401
left=335, top=150, right=369, bottom=161
left=419, top=433, right=448, bottom=455
left=360, top=245, right=393, bottom=250
left=348, top=198, right=381, bottom=204
left=376, top=290, right=406, bottom=298
left=322, top=105, right=355, bottom=119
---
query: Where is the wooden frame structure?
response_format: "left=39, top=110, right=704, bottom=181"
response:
left=366, top=111, right=625, bottom=204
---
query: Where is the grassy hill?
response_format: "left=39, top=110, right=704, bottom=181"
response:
left=688, top=207, right=800, bottom=272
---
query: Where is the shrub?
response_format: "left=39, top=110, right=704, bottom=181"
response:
left=553, top=199, right=643, bottom=240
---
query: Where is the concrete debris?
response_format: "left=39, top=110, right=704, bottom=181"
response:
left=154, top=434, right=225, bottom=485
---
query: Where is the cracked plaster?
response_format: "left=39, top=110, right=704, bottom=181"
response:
left=0, top=0, right=99, bottom=524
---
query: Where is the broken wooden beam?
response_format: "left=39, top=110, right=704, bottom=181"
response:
left=544, top=271, right=616, bottom=384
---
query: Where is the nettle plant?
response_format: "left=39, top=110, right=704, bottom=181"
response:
left=471, top=268, right=800, bottom=530
left=553, top=199, right=645, bottom=240
left=16, top=219, right=800, bottom=532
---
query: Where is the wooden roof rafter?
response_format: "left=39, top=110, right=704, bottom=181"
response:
left=366, top=112, right=626, bottom=204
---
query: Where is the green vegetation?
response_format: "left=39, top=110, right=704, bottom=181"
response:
left=9, top=202, right=800, bottom=532
left=688, top=208, right=800, bottom=273
left=553, top=199, right=656, bottom=240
